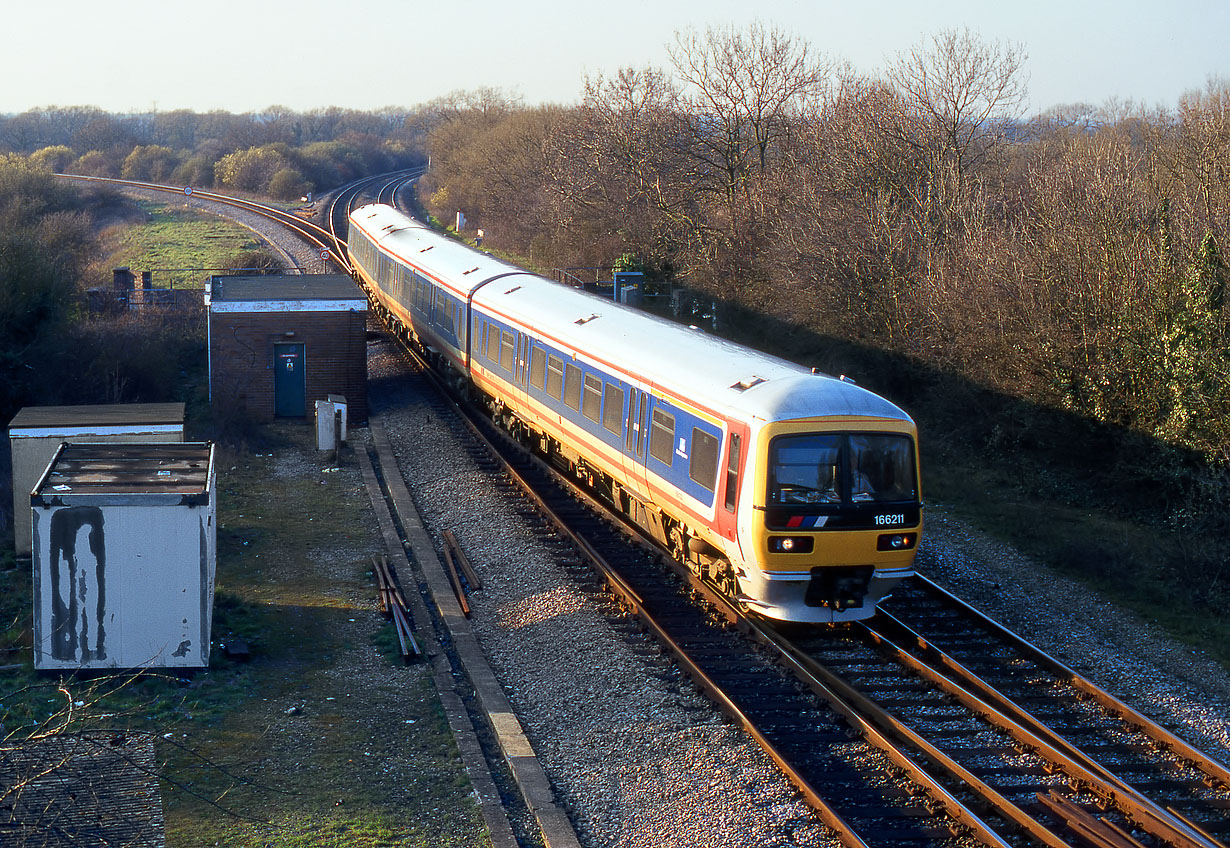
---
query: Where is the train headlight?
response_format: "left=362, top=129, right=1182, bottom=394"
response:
left=876, top=533, right=917, bottom=551
left=769, top=536, right=814, bottom=554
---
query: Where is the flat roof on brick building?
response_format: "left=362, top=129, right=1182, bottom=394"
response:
left=207, top=274, right=366, bottom=311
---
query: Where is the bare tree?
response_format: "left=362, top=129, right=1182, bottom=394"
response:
left=668, top=22, right=828, bottom=205
left=886, top=28, right=1028, bottom=197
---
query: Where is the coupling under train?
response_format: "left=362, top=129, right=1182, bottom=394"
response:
left=348, top=204, right=922, bottom=623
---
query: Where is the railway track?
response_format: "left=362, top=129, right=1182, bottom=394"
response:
left=867, top=579, right=1230, bottom=845
left=324, top=169, right=422, bottom=252
left=59, top=169, right=423, bottom=275
left=369, top=315, right=1230, bottom=848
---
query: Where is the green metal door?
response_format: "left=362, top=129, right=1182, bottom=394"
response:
left=274, top=343, right=306, bottom=417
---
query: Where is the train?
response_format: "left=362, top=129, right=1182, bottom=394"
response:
left=348, top=204, right=922, bottom=623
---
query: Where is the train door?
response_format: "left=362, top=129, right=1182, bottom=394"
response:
left=515, top=333, right=529, bottom=388
left=621, top=387, right=650, bottom=498
left=714, top=422, right=750, bottom=553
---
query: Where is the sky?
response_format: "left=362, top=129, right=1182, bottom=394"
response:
left=3, top=0, right=1227, bottom=117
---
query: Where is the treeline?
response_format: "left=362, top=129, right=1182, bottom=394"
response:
left=419, top=27, right=1230, bottom=530
left=0, top=105, right=431, bottom=199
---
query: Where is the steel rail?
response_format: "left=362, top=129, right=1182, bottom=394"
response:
left=856, top=616, right=1221, bottom=848
left=904, top=575, right=1230, bottom=792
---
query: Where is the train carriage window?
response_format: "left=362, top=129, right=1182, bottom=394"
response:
left=530, top=347, right=546, bottom=391
left=563, top=364, right=582, bottom=411
left=500, top=331, right=515, bottom=372
left=486, top=324, right=500, bottom=363
left=603, top=384, right=624, bottom=435
left=649, top=409, right=675, bottom=465
left=724, top=434, right=742, bottom=512
left=546, top=356, right=564, bottom=400
left=582, top=374, right=602, bottom=423
left=690, top=428, right=720, bottom=491
left=624, top=391, right=639, bottom=452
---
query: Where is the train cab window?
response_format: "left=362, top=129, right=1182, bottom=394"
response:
left=500, top=332, right=515, bottom=372
left=563, top=364, right=582, bottom=411
left=529, top=347, right=546, bottom=391
left=849, top=434, right=917, bottom=502
left=649, top=409, right=675, bottom=465
left=546, top=355, right=564, bottom=400
left=768, top=433, right=916, bottom=505
left=603, top=384, right=624, bottom=435
left=723, top=434, right=742, bottom=512
left=582, top=374, right=602, bottom=423
left=690, top=428, right=719, bottom=491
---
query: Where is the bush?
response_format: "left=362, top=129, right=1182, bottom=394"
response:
left=267, top=167, right=309, bottom=200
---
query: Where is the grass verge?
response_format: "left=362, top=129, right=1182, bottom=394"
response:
left=100, top=201, right=271, bottom=274
left=0, top=424, right=489, bottom=847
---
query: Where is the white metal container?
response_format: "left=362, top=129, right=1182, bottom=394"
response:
left=30, top=442, right=216, bottom=670
left=8, top=403, right=185, bottom=557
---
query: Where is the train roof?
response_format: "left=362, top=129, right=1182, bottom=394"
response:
left=350, top=204, right=537, bottom=297
left=475, top=274, right=912, bottom=426
left=351, top=204, right=911, bottom=427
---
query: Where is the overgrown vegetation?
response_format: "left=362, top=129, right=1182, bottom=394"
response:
left=417, top=27, right=1230, bottom=647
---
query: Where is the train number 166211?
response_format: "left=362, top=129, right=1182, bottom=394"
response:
left=874, top=514, right=906, bottom=526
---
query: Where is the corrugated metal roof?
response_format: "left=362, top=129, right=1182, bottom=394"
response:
left=0, top=732, right=165, bottom=847
left=9, top=402, right=185, bottom=430
left=209, top=273, right=365, bottom=302
left=34, top=443, right=213, bottom=497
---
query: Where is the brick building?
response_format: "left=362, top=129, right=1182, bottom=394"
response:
left=206, top=274, right=368, bottom=423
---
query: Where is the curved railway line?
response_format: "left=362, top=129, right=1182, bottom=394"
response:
left=64, top=171, right=1229, bottom=847
left=59, top=169, right=423, bottom=274
left=358, top=262, right=1230, bottom=848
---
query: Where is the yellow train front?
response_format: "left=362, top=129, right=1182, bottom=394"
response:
left=722, top=376, right=921, bottom=624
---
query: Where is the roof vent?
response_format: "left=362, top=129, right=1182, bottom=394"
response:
left=575, top=313, right=600, bottom=325
left=730, top=376, right=767, bottom=392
